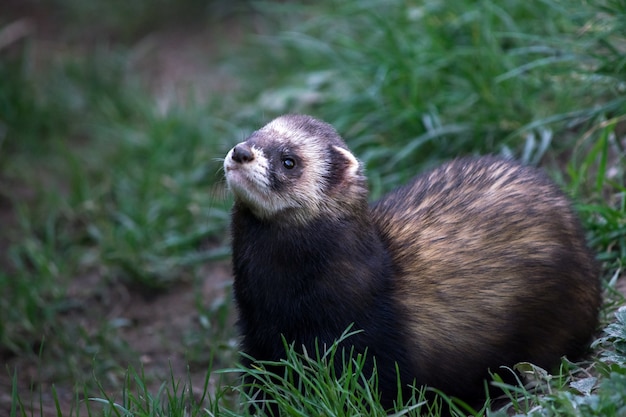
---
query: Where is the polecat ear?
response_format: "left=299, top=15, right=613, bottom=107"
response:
left=332, top=145, right=361, bottom=178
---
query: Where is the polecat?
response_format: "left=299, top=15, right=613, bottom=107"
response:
left=223, top=114, right=601, bottom=411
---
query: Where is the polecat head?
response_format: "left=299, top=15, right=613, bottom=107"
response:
left=224, top=114, right=367, bottom=225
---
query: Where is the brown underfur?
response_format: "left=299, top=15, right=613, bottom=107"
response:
left=371, top=156, right=600, bottom=399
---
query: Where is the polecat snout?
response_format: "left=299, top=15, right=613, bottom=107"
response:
left=224, top=114, right=601, bottom=411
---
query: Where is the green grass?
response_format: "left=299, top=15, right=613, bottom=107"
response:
left=2, top=0, right=626, bottom=415
left=220, top=0, right=626, bottom=203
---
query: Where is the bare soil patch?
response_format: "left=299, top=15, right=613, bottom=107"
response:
left=1, top=261, right=234, bottom=415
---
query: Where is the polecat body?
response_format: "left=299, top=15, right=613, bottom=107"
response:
left=224, top=114, right=601, bottom=410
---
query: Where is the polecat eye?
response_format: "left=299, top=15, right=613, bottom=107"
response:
left=282, top=158, right=296, bottom=169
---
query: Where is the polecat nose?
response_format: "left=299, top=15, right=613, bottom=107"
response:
left=232, top=144, right=254, bottom=163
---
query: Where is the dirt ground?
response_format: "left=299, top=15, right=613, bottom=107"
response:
left=0, top=264, right=235, bottom=416
left=0, top=10, right=247, bottom=415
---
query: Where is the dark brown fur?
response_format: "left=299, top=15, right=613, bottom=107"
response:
left=224, top=114, right=602, bottom=412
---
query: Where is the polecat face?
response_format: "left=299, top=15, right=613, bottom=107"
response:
left=224, top=114, right=367, bottom=224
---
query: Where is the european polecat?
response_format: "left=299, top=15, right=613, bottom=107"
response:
left=223, top=114, right=601, bottom=411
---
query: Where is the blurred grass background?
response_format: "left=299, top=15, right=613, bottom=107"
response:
left=1, top=0, right=625, bottom=415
